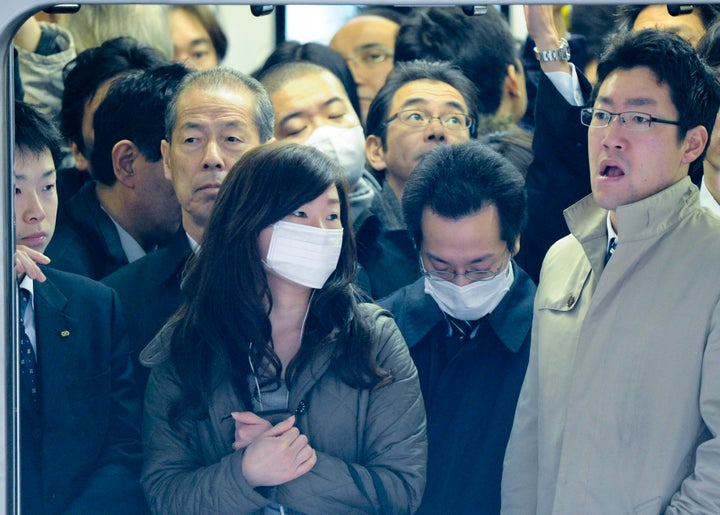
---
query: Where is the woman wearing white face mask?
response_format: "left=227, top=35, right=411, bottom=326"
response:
left=140, top=142, right=427, bottom=514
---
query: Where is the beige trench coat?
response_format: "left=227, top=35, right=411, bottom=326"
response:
left=503, top=178, right=720, bottom=514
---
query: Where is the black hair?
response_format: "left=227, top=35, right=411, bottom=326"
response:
left=91, top=63, right=191, bottom=186
left=615, top=4, right=720, bottom=34
left=365, top=59, right=479, bottom=145
left=402, top=140, right=526, bottom=253
left=569, top=5, right=619, bottom=62
left=394, top=6, right=518, bottom=116
left=168, top=142, right=390, bottom=424
left=697, top=20, right=720, bottom=68
left=15, top=100, right=63, bottom=165
left=253, top=41, right=362, bottom=122
left=60, top=37, right=168, bottom=155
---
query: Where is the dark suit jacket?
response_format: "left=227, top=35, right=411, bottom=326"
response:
left=102, top=228, right=192, bottom=394
left=45, top=181, right=128, bottom=281
left=519, top=34, right=589, bottom=132
left=23, top=267, right=147, bottom=514
left=57, top=166, right=92, bottom=210
left=354, top=182, right=419, bottom=300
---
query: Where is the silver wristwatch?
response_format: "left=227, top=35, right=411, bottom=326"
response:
left=534, top=38, right=571, bottom=63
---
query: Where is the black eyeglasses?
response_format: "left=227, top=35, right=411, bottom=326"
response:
left=580, top=108, right=680, bottom=131
left=421, top=250, right=510, bottom=283
left=385, top=109, right=474, bottom=131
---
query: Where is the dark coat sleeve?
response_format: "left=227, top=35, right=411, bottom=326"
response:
left=515, top=70, right=593, bottom=284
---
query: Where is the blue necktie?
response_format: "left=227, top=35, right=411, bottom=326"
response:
left=605, top=238, right=617, bottom=265
left=19, top=288, right=39, bottom=407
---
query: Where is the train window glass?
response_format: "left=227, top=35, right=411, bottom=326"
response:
left=284, top=5, right=356, bottom=44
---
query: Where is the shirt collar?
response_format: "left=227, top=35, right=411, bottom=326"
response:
left=606, top=211, right=618, bottom=253
left=19, top=275, right=34, bottom=303
left=102, top=206, right=147, bottom=262
left=700, top=176, right=720, bottom=216
left=186, top=232, right=201, bottom=254
left=402, top=261, right=533, bottom=353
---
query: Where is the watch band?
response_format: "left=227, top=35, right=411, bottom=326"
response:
left=534, top=38, right=571, bottom=63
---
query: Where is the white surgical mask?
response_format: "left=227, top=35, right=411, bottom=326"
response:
left=304, top=125, right=366, bottom=187
left=423, top=263, right=514, bottom=320
left=264, top=220, right=344, bottom=289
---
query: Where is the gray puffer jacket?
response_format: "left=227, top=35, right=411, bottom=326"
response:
left=140, top=303, right=427, bottom=514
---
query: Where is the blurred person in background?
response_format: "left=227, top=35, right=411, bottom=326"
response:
left=330, top=7, right=409, bottom=125
left=168, top=5, right=228, bottom=70
left=356, top=60, right=478, bottom=299
left=56, top=4, right=172, bottom=59
left=395, top=6, right=528, bottom=136
left=46, top=63, right=189, bottom=281
left=254, top=40, right=362, bottom=123
left=694, top=19, right=720, bottom=215
left=57, top=37, right=167, bottom=202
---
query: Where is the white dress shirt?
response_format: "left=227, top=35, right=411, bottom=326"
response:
left=19, top=275, right=37, bottom=352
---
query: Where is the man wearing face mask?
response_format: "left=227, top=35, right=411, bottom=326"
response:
left=379, top=140, right=535, bottom=514
left=258, top=61, right=380, bottom=222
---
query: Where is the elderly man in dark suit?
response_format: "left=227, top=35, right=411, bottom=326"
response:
left=102, top=67, right=275, bottom=395
left=13, top=100, right=146, bottom=514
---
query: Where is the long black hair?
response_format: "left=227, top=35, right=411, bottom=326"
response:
left=168, top=142, right=390, bottom=424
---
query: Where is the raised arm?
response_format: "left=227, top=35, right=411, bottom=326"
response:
left=515, top=4, right=593, bottom=283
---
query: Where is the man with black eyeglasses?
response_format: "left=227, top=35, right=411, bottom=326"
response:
left=329, top=7, right=404, bottom=125
left=502, top=26, right=720, bottom=514
left=356, top=59, right=479, bottom=299
left=380, top=140, right=534, bottom=514
left=517, top=4, right=716, bottom=284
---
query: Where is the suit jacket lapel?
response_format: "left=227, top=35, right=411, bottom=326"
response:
left=33, top=279, right=78, bottom=417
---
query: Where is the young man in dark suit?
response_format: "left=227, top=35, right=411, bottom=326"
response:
left=379, top=141, right=534, bottom=513
left=13, top=100, right=147, bottom=514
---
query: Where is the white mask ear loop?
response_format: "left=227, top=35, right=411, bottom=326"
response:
left=248, top=343, right=264, bottom=411
left=299, top=290, right=313, bottom=339
left=248, top=291, right=313, bottom=412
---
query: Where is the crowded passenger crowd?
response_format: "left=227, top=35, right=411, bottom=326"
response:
left=11, top=3, right=720, bottom=513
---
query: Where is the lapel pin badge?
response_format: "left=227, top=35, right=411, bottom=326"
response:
left=60, top=330, right=70, bottom=338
